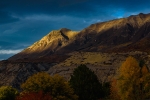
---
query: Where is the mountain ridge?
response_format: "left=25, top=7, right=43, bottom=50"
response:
left=9, top=13, right=150, bottom=61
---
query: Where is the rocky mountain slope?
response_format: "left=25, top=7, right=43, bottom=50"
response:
left=9, top=28, right=79, bottom=60
left=1, top=13, right=150, bottom=89
left=9, top=13, right=150, bottom=60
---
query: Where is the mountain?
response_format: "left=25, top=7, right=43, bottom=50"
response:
left=9, top=13, right=150, bottom=61
left=1, top=13, right=150, bottom=89
left=9, top=28, right=79, bottom=61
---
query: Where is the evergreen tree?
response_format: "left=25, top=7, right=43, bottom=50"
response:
left=69, top=64, right=104, bottom=100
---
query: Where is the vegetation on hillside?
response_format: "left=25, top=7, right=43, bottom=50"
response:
left=111, top=56, right=150, bottom=100
left=21, top=72, right=78, bottom=100
left=0, top=56, right=150, bottom=100
left=0, top=86, right=18, bottom=100
left=16, top=91, right=52, bottom=100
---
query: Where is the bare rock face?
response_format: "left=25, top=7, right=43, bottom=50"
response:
left=1, top=13, right=150, bottom=89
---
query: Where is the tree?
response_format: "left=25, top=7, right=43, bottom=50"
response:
left=0, top=86, right=18, bottom=100
left=102, top=82, right=111, bottom=99
left=16, top=91, right=52, bottom=100
left=110, top=79, right=121, bottom=100
left=21, top=72, right=52, bottom=92
left=139, top=65, right=150, bottom=99
left=21, top=72, right=78, bottom=100
left=69, top=64, right=104, bottom=100
left=117, top=56, right=150, bottom=100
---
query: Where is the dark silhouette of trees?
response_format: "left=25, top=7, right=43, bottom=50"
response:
left=69, top=64, right=107, bottom=100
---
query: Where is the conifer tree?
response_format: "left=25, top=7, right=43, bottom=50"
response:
left=69, top=64, right=104, bottom=100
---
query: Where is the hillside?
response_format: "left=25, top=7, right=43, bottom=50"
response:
left=1, top=13, right=150, bottom=89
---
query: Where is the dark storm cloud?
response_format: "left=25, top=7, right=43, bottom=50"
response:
left=2, top=0, right=150, bottom=14
left=0, top=11, right=19, bottom=24
left=0, top=0, right=149, bottom=24
left=1, top=0, right=93, bottom=16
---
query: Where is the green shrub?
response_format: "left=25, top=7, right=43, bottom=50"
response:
left=0, top=86, right=18, bottom=100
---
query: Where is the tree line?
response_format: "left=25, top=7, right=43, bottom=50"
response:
left=0, top=56, right=150, bottom=100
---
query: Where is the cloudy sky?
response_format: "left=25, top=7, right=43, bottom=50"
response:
left=0, top=0, right=150, bottom=60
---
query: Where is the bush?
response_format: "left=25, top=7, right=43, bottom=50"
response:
left=21, top=72, right=52, bottom=92
left=21, top=72, right=78, bottom=100
left=69, top=64, right=105, bottom=100
left=0, top=86, right=18, bottom=100
left=16, top=91, right=52, bottom=100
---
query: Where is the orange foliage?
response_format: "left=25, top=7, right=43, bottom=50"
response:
left=141, top=65, right=149, bottom=75
left=117, top=56, right=141, bottom=100
left=110, top=79, right=121, bottom=100
left=117, top=56, right=150, bottom=100
left=16, top=91, right=52, bottom=100
left=119, top=56, right=140, bottom=79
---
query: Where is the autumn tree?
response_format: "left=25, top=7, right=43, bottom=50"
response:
left=16, top=91, right=52, bottom=100
left=21, top=72, right=78, bottom=100
left=0, top=86, right=18, bottom=100
left=139, top=64, right=150, bottom=99
left=110, top=79, right=121, bottom=100
left=69, top=64, right=105, bottom=100
left=117, top=56, right=150, bottom=100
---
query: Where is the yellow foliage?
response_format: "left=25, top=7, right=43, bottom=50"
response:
left=116, top=56, right=150, bottom=100
left=0, top=86, right=18, bottom=100
left=21, top=72, right=78, bottom=100
left=21, top=72, right=52, bottom=92
left=118, top=56, right=140, bottom=79
left=117, top=57, right=140, bottom=100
